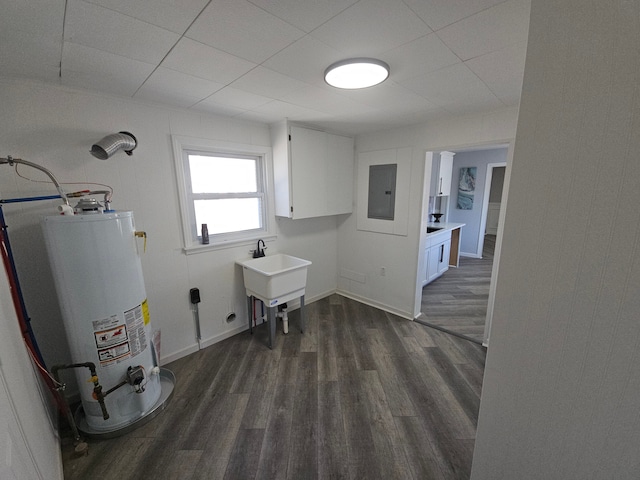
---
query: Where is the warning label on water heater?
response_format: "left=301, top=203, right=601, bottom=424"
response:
left=94, top=324, right=127, bottom=349
left=92, top=303, right=147, bottom=366
left=93, top=315, right=132, bottom=366
left=98, top=342, right=131, bottom=364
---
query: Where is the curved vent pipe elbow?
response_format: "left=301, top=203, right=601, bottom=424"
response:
left=90, top=132, right=137, bottom=160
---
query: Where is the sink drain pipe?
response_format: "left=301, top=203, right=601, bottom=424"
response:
left=277, top=304, right=289, bottom=334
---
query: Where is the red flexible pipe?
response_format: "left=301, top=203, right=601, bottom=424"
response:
left=1, top=228, right=64, bottom=410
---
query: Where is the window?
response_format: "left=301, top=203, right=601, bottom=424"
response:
left=172, top=136, right=273, bottom=252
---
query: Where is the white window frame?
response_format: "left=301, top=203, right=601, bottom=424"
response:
left=172, top=135, right=275, bottom=254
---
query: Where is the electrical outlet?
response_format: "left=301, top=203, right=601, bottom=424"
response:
left=380, top=267, right=386, bottom=276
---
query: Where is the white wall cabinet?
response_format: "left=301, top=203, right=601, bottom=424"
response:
left=435, top=151, right=455, bottom=196
left=271, top=121, right=354, bottom=219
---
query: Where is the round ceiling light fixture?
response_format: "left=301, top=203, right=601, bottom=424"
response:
left=324, top=58, right=390, bottom=89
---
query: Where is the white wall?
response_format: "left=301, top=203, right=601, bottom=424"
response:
left=1, top=268, right=63, bottom=480
left=338, top=108, right=518, bottom=318
left=448, top=148, right=508, bottom=256
left=0, top=79, right=339, bottom=377
left=472, top=0, right=640, bottom=478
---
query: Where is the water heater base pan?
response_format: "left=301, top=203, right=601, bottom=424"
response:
left=74, top=368, right=176, bottom=439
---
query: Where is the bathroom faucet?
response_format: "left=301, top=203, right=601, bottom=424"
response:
left=253, top=239, right=266, bottom=258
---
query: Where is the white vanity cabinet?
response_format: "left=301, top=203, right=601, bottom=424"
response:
left=424, top=230, right=452, bottom=285
left=271, top=121, right=354, bottom=219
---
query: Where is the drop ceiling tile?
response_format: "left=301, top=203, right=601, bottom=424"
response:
left=199, top=86, right=273, bottom=110
left=400, top=63, right=503, bottom=112
left=337, top=81, right=438, bottom=114
left=0, top=31, right=62, bottom=82
left=0, top=1, right=65, bottom=82
left=262, top=36, right=344, bottom=87
left=465, top=42, right=527, bottom=105
left=383, top=33, right=461, bottom=81
left=235, top=109, right=284, bottom=124
left=0, top=1, right=65, bottom=36
left=310, top=0, right=432, bottom=56
left=402, top=0, right=507, bottom=31
left=134, top=67, right=225, bottom=107
left=391, top=107, right=450, bottom=126
left=64, top=0, right=180, bottom=64
left=61, top=42, right=155, bottom=96
left=437, top=0, right=531, bottom=61
left=279, top=84, right=369, bottom=115
left=191, top=101, right=248, bottom=118
left=161, top=38, right=257, bottom=84
left=82, top=0, right=209, bottom=33
left=134, top=88, right=204, bottom=109
left=228, top=66, right=309, bottom=100
left=312, top=113, right=403, bottom=136
left=185, top=0, right=305, bottom=64
left=247, top=0, right=358, bottom=33
left=249, top=100, right=331, bottom=122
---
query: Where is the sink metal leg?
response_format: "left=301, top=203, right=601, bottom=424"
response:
left=300, top=295, right=305, bottom=333
left=268, top=306, right=276, bottom=349
left=247, top=295, right=253, bottom=334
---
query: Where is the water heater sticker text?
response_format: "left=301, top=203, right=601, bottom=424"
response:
left=92, top=315, right=122, bottom=332
left=125, top=303, right=148, bottom=358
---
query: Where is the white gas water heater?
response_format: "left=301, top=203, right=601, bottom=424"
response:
left=42, top=202, right=173, bottom=436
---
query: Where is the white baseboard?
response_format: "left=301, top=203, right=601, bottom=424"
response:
left=198, top=324, right=250, bottom=351
left=160, top=343, right=199, bottom=365
left=335, top=290, right=413, bottom=320
left=460, top=252, right=482, bottom=259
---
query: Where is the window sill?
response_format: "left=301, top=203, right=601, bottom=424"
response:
left=182, top=234, right=277, bottom=255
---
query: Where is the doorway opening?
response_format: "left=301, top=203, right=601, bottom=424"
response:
left=415, top=145, right=510, bottom=346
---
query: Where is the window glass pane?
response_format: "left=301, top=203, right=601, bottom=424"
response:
left=194, top=198, right=262, bottom=235
left=189, top=155, right=257, bottom=193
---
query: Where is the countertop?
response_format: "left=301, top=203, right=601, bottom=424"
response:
left=426, top=222, right=465, bottom=235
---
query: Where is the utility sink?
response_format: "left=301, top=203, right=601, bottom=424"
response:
left=237, top=253, right=312, bottom=306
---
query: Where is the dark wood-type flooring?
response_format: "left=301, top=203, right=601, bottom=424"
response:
left=62, top=295, right=486, bottom=480
left=418, top=235, right=496, bottom=344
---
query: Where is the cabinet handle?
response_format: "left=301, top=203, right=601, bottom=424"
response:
left=440, top=244, right=444, bottom=262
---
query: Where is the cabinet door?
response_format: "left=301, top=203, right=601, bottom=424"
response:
left=437, top=239, right=451, bottom=274
left=437, top=151, right=454, bottom=196
left=427, top=244, right=441, bottom=283
left=272, top=122, right=354, bottom=219
left=289, top=126, right=327, bottom=218
left=326, top=133, right=354, bottom=215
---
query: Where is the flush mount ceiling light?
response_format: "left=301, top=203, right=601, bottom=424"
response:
left=324, top=58, right=390, bottom=89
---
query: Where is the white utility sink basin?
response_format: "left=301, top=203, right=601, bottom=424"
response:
left=237, top=253, right=311, bottom=306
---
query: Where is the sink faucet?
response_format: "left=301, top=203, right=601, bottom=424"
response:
left=253, top=239, right=266, bottom=258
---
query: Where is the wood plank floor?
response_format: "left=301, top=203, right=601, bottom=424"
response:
left=61, top=295, right=486, bottom=480
left=418, top=235, right=496, bottom=344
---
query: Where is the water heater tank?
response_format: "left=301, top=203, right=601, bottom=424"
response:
left=42, top=210, right=161, bottom=433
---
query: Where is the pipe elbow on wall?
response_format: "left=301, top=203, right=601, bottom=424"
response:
left=90, top=131, right=137, bottom=160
